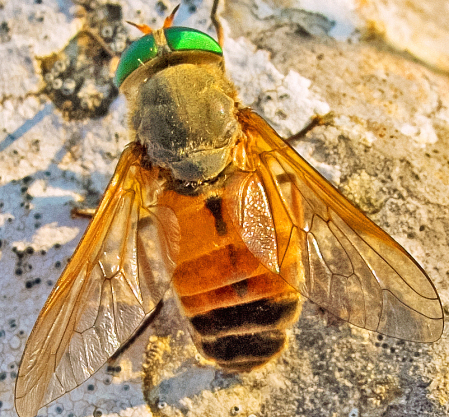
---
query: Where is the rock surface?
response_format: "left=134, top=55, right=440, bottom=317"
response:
left=1, top=0, right=449, bottom=416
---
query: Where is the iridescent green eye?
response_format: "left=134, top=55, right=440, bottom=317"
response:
left=114, top=27, right=222, bottom=87
left=114, top=35, right=157, bottom=87
left=165, top=27, right=222, bottom=55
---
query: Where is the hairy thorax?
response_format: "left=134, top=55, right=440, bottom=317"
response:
left=131, top=63, right=240, bottom=182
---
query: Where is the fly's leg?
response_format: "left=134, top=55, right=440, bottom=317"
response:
left=142, top=335, right=172, bottom=416
left=109, top=300, right=164, bottom=362
left=71, top=207, right=97, bottom=219
left=211, top=0, right=224, bottom=47
left=286, top=112, right=334, bottom=143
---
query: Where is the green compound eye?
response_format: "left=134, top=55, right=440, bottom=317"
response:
left=165, top=27, right=222, bottom=55
left=114, top=27, right=222, bottom=87
left=114, top=35, right=157, bottom=87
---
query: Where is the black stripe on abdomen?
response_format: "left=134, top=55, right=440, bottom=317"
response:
left=205, top=195, right=227, bottom=236
left=201, top=330, right=286, bottom=371
left=190, top=295, right=299, bottom=336
left=187, top=293, right=300, bottom=371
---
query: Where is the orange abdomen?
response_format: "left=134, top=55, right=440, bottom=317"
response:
left=160, top=187, right=301, bottom=371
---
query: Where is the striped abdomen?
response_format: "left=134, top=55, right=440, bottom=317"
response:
left=161, top=189, right=302, bottom=372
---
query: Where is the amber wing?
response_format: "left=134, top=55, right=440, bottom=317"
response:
left=15, top=143, right=179, bottom=417
left=231, top=108, right=443, bottom=343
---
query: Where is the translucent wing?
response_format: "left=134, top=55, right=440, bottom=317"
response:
left=15, top=142, right=179, bottom=417
left=229, top=108, right=443, bottom=342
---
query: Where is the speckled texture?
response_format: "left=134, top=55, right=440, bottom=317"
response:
left=356, top=0, right=449, bottom=73
left=1, top=0, right=449, bottom=416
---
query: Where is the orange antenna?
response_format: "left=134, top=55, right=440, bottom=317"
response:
left=163, top=4, right=180, bottom=28
left=126, top=21, right=153, bottom=35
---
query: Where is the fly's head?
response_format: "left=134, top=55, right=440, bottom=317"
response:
left=116, top=27, right=240, bottom=183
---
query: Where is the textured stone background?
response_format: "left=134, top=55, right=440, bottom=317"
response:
left=1, top=0, right=449, bottom=416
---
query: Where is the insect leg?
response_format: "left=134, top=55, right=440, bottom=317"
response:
left=108, top=299, right=165, bottom=362
left=71, top=206, right=97, bottom=219
left=286, top=112, right=334, bottom=143
left=211, top=0, right=224, bottom=47
left=142, top=335, right=171, bottom=416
